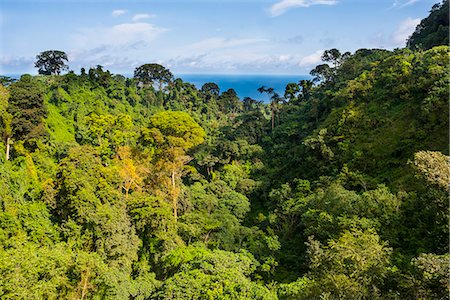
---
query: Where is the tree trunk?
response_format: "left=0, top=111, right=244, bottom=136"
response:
left=80, top=269, right=90, bottom=300
left=171, top=169, right=177, bottom=222
left=5, top=137, right=10, bottom=161
left=271, top=109, right=275, bottom=131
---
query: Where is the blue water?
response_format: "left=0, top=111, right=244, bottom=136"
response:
left=177, top=74, right=310, bottom=102
left=2, top=73, right=310, bottom=103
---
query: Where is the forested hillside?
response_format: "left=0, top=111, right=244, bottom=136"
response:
left=0, top=2, right=448, bottom=299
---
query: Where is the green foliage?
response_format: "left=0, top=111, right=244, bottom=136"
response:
left=0, top=242, right=73, bottom=299
left=148, top=111, right=205, bottom=150
left=407, top=0, right=449, bottom=50
left=45, top=104, right=75, bottom=143
left=8, top=75, right=48, bottom=146
left=1, top=11, right=448, bottom=297
left=306, top=229, right=392, bottom=299
left=158, top=245, right=276, bottom=299
left=134, top=63, right=173, bottom=91
left=410, top=253, right=450, bottom=299
left=411, top=150, right=449, bottom=188
left=34, top=50, right=69, bottom=75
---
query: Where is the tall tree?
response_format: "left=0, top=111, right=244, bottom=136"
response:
left=0, top=85, right=12, bottom=160
left=217, top=88, right=241, bottom=114
left=34, top=50, right=69, bottom=75
left=134, top=63, right=173, bottom=91
left=258, top=86, right=282, bottom=130
left=201, top=82, right=220, bottom=97
left=299, top=79, right=314, bottom=101
left=7, top=75, right=47, bottom=146
left=284, top=83, right=300, bottom=102
left=144, top=111, right=205, bottom=221
left=321, top=48, right=350, bottom=69
left=310, top=64, right=333, bottom=83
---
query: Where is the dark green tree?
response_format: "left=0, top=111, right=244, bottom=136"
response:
left=284, top=83, right=300, bottom=102
left=298, top=79, right=314, bottom=101
left=321, top=48, right=350, bottom=69
left=310, top=64, right=333, bottom=83
left=217, top=88, right=241, bottom=114
left=34, top=50, right=69, bottom=75
left=7, top=75, right=47, bottom=144
left=407, top=0, right=449, bottom=50
left=201, top=82, right=220, bottom=97
left=134, top=63, right=173, bottom=91
left=258, top=86, right=282, bottom=130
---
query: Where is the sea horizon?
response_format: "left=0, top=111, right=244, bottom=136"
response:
left=1, top=72, right=311, bottom=102
left=177, top=73, right=310, bottom=102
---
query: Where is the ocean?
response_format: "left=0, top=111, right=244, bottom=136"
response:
left=3, top=73, right=310, bottom=103
left=177, top=74, right=310, bottom=102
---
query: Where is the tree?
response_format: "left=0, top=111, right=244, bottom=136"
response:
left=0, top=76, right=16, bottom=87
left=407, top=0, right=449, bottom=50
left=258, top=86, right=282, bottom=130
left=115, top=146, right=144, bottom=200
left=298, top=79, right=314, bottom=101
left=34, top=50, right=69, bottom=75
left=307, top=229, right=392, bottom=299
left=201, top=82, right=220, bottom=97
left=321, top=48, right=350, bottom=69
left=134, top=63, right=173, bottom=91
left=159, top=246, right=276, bottom=299
left=7, top=75, right=47, bottom=147
left=0, top=85, right=12, bottom=160
left=310, top=64, right=333, bottom=83
left=284, top=83, right=300, bottom=102
left=217, top=88, right=241, bottom=114
left=411, top=151, right=449, bottom=189
left=410, top=253, right=450, bottom=299
left=144, top=111, right=205, bottom=221
left=310, top=49, right=350, bottom=84
left=53, top=146, right=140, bottom=298
left=88, top=65, right=112, bottom=88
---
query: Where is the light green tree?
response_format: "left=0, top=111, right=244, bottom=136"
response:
left=144, top=111, right=205, bottom=221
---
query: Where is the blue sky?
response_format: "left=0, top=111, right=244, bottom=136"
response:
left=0, top=0, right=438, bottom=75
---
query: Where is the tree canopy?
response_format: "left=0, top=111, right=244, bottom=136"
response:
left=0, top=3, right=448, bottom=298
left=34, top=50, right=69, bottom=75
left=407, top=0, right=449, bottom=50
left=134, top=63, right=174, bottom=90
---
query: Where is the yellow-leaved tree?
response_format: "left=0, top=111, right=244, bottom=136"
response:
left=142, top=111, right=205, bottom=221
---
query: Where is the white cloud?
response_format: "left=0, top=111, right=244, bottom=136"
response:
left=0, top=56, right=35, bottom=73
left=112, top=9, right=127, bottom=17
left=393, top=0, right=420, bottom=8
left=298, top=50, right=324, bottom=67
left=278, top=54, right=292, bottom=62
left=391, top=17, right=420, bottom=45
left=269, top=0, right=338, bottom=17
left=132, top=14, right=155, bottom=22
left=186, top=37, right=268, bottom=53
left=73, top=22, right=167, bottom=49
left=164, top=51, right=304, bottom=73
left=68, top=22, right=167, bottom=72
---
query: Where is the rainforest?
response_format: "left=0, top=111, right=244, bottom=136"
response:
left=0, top=1, right=448, bottom=299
